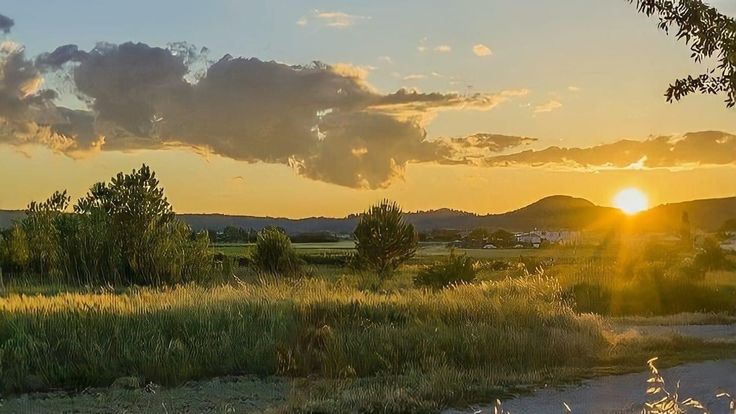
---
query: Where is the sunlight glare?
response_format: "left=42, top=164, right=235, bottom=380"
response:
left=613, top=188, right=649, bottom=215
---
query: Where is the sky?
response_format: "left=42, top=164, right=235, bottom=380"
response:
left=0, top=0, right=734, bottom=217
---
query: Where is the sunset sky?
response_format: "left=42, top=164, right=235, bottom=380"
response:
left=1, top=0, right=734, bottom=217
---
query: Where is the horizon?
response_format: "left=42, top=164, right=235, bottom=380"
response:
left=2, top=192, right=734, bottom=220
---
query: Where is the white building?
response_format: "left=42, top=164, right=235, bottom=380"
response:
left=514, top=230, right=582, bottom=248
left=515, top=232, right=542, bottom=248
left=721, top=236, right=736, bottom=252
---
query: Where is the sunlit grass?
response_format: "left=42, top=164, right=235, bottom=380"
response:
left=0, top=275, right=607, bottom=395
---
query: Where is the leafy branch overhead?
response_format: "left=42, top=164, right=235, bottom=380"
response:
left=629, top=0, right=736, bottom=107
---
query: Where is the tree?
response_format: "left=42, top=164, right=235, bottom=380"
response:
left=353, top=200, right=418, bottom=279
left=490, top=229, right=515, bottom=248
left=22, top=190, right=70, bottom=277
left=75, top=164, right=176, bottom=283
left=71, top=164, right=211, bottom=285
left=628, top=0, right=736, bottom=107
left=0, top=226, right=30, bottom=276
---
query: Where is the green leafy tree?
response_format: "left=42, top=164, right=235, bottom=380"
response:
left=629, top=0, right=736, bottom=107
left=252, top=227, right=303, bottom=275
left=74, top=165, right=177, bottom=283
left=22, top=190, right=70, bottom=278
left=0, top=226, right=30, bottom=274
left=353, top=200, right=418, bottom=279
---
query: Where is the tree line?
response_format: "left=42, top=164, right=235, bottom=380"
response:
left=0, top=166, right=422, bottom=287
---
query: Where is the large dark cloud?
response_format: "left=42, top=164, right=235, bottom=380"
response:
left=0, top=30, right=529, bottom=188
left=0, top=14, right=13, bottom=34
left=484, top=131, right=736, bottom=169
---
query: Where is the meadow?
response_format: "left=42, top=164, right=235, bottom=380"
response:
left=2, top=241, right=736, bottom=411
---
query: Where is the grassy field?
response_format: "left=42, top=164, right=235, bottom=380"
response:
left=2, top=242, right=735, bottom=412
left=0, top=275, right=616, bottom=410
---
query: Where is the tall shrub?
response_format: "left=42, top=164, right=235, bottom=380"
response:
left=353, top=200, right=418, bottom=279
left=252, top=227, right=303, bottom=275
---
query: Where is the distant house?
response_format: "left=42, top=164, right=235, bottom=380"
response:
left=721, top=236, right=736, bottom=252
left=482, top=244, right=497, bottom=249
left=538, top=230, right=582, bottom=245
left=515, top=232, right=542, bottom=248
left=514, top=230, right=582, bottom=248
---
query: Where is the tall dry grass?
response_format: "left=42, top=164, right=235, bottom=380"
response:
left=0, top=275, right=606, bottom=394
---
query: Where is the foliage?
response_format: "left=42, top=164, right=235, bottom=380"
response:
left=629, top=0, right=736, bottom=107
left=208, top=226, right=257, bottom=243
left=0, top=226, right=29, bottom=273
left=353, top=200, right=418, bottom=279
left=0, top=165, right=213, bottom=285
left=290, top=231, right=339, bottom=243
left=414, top=252, right=477, bottom=289
left=252, top=227, right=304, bottom=275
left=693, top=238, right=730, bottom=271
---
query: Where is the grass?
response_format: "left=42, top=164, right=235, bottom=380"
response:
left=3, top=245, right=735, bottom=412
left=0, top=275, right=606, bottom=396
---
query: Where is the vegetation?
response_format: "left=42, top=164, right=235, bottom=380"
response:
left=414, top=252, right=477, bottom=290
left=251, top=227, right=304, bottom=275
left=629, top=0, right=736, bottom=107
left=0, top=165, right=212, bottom=286
left=353, top=200, right=418, bottom=280
left=0, top=276, right=606, bottom=396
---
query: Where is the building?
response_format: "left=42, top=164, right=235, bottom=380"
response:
left=514, top=230, right=583, bottom=248
left=515, top=232, right=542, bottom=248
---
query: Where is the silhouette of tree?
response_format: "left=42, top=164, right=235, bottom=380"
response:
left=629, top=0, right=736, bottom=107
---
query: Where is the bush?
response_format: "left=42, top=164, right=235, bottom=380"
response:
left=252, top=227, right=304, bottom=275
left=353, top=200, right=418, bottom=279
left=693, top=238, right=729, bottom=271
left=414, top=253, right=477, bottom=289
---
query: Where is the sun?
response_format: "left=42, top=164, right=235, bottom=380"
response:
left=613, top=188, right=649, bottom=215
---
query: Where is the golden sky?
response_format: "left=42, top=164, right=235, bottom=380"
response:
left=0, top=1, right=735, bottom=217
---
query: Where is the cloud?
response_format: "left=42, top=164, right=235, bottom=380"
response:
left=434, top=45, right=452, bottom=53
left=296, top=17, right=308, bottom=26
left=472, top=44, right=492, bottom=57
left=402, top=74, right=426, bottom=81
left=444, top=133, right=537, bottom=162
left=567, top=85, right=580, bottom=92
left=0, top=14, right=14, bottom=34
left=309, top=11, right=370, bottom=28
left=484, top=131, right=736, bottom=170
left=533, top=99, right=563, bottom=113
left=0, top=28, right=528, bottom=189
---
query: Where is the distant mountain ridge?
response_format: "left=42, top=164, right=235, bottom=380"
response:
left=1, top=195, right=733, bottom=234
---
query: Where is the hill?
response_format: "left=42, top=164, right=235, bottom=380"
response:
left=1, top=196, right=733, bottom=234
left=632, top=196, right=736, bottom=232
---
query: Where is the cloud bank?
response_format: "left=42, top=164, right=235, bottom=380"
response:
left=0, top=21, right=530, bottom=189
left=484, top=131, right=736, bottom=169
